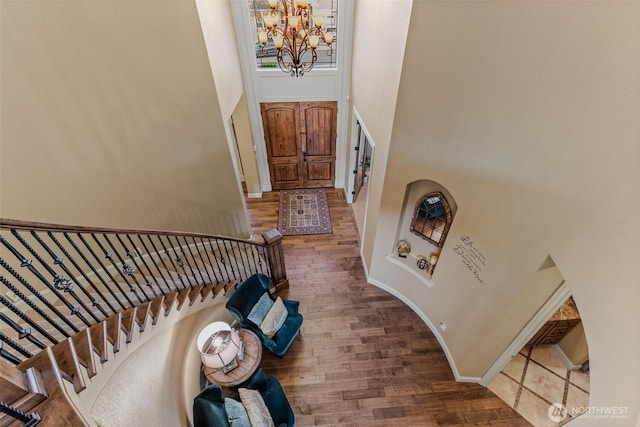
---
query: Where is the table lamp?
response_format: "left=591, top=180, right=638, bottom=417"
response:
left=196, top=321, right=241, bottom=370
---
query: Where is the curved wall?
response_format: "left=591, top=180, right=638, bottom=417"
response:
left=356, top=1, right=640, bottom=424
left=75, top=296, right=232, bottom=427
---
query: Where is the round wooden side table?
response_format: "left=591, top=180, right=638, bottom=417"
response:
left=203, top=328, right=262, bottom=388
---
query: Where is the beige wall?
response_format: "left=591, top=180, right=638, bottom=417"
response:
left=357, top=0, right=640, bottom=423
left=195, top=0, right=244, bottom=120
left=196, top=0, right=262, bottom=200
left=1, top=0, right=249, bottom=237
left=350, top=0, right=413, bottom=267
left=85, top=297, right=232, bottom=427
left=559, top=322, right=589, bottom=367
left=232, top=95, right=262, bottom=198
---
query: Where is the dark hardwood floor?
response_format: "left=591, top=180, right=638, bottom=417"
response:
left=245, top=188, right=530, bottom=426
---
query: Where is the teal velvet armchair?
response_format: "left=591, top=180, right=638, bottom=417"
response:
left=193, top=384, right=229, bottom=427
left=225, top=274, right=303, bottom=357
left=235, top=369, right=295, bottom=427
left=193, top=369, right=295, bottom=427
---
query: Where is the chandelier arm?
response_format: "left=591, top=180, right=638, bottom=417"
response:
left=276, top=49, right=295, bottom=75
left=261, top=0, right=332, bottom=77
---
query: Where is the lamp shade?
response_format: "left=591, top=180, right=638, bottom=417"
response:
left=196, top=322, right=241, bottom=369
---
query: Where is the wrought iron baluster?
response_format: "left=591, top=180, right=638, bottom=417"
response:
left=0, top=400, right=41, bottom=426
left=0, top=308, right=48, bottom=350
left=190, top=236, right=210, bottom=283
left=223, top=240, right=243, bottom=282
left=114, top=234, right=156, bottom=298
left=193, top=237, right=215, bottom=284
left=77, top=234, right=134, bottom=308
left=48, top=232, right=116, bottom=315
left=0, top=340, right=23, bottom=365
left=0, top=256, right=77, bottom=334
left=181, top=236, right=206, bottom=285
left=139, top=235, right=175, bottom=293
left=27, top=231, right=103, bottom=322
left=167, top=236, right=198, bottom=286
left=62, top=233, right=123, bottom=312
left=237, top=242, right=254, bottom=281
left=100, top=234, right=147, bottom=303
left=219, top=239, right=235, bottom=281
left=124, top=235, right=163, bottom=296
left=197, top=238, right=219, bottom=283
left=157, top=236, right=188, bottom=289
left=204, top=239, right=226, bottom=283
left=0, top=275, right=68, bottom=340
left=250, top=243, right=263, bottom=276
left=0, top=234, right=89, bottom=327
left=0, top=331, right=33, bottom=359
left=255, top=245, right=269, bottom=277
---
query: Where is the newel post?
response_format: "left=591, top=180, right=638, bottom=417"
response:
left=262, top=228, right=289, bottom=291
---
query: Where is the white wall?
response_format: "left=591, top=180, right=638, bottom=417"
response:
left=349, top=0, right=413, bottom=265
left=1, top=0, right=249, bottom=237
left=361, top=1, right=639, bottom=424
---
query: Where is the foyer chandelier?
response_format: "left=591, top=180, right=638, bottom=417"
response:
left=257, top=0, right=335, bottom=77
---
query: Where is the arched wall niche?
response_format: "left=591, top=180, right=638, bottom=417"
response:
left=395, top=179, right=458, bottom=262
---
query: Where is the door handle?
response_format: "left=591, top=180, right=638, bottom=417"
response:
left=302, top=151, right=307, bottom=161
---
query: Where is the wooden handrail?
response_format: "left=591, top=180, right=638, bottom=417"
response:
left=0, top=218, right=264, bottom=247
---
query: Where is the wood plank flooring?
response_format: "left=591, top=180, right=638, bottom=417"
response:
left=245, top=189, right=530, bottom=426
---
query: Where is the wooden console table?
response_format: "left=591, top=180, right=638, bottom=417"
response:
left=203, top=328, right=262, bottom=388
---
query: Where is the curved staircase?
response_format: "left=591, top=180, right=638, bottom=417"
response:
left=0, top=219, right=288, bottom=426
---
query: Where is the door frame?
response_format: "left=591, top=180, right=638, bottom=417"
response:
left=479, top=280, right=572, bottom=386
left=347, top=108, right=374, bottom=204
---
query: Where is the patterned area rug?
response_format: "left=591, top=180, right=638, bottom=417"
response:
left=278, top=188, right=332, bottom=235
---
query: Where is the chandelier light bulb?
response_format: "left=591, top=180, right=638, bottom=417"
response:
left=273, top=34, right=284, bottom=48
left=312, top=14, right=324, bottom=29
left=324, top=32, right=334, bottom=45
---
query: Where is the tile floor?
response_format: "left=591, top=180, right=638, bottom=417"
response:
left=488, top=345, right=590, bottom=426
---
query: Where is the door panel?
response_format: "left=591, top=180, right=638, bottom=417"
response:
left=304, top=161, right=333, bottom=183
left=272, top=163, right=301, bottom=185
left=262, top=101, right=337, bottom=190
left=300, top=102, right=336, bottom=188
left=261, top=103, right=303, bottom=189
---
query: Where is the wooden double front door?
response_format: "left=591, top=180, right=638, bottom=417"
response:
left=261, top=101, right=337, bottom=189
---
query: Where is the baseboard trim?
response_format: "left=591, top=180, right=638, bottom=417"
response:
left=552, top=344, right=583, bottom=371
left=246, top=192, right=262, bottom=199
left=479, top=282, right=571, bottom=386
left=367, top=277, right=481, bottom=384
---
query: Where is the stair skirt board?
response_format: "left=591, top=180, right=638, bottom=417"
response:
left=61, top=290, right=231, bottom=426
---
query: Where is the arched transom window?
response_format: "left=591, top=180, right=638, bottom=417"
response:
left=410, top=192, right=452, bottom=247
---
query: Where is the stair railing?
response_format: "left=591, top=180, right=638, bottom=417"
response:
left=0, top=401, right=42, bottom=427
left=0, top=218, right=287, bottom=426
